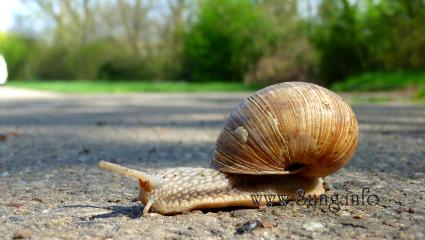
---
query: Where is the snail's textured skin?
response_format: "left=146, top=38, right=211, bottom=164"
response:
left=139, top=168, right=324, bottom=215
left=213, top=82, right=359, bottom=177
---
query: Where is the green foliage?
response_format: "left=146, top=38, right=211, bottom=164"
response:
left=69, top=41, right=122, bottom=80
left=331, top=71, right=425, bottom=91
left=311, top=0, right=425, bottom=85
left=184, top=0, right=274, bottom=82
left=245, top=0, right=318, bottom=85
left=0, top=33, right=37, bottom=79
left=98, top=56, right=155, bottom=81
left=36, top=40, right=129, bottom=80
left=35, top=45, right=75, bottom=80
left=359, top=0, right=425, bottom=71
left=3, top=0, right=425, bottom=89
left=311, top=0, right=368, bottom=85
left=418, top=85, right=425, bottom=99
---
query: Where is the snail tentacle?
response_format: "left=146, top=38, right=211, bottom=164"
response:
left=98, top=160, right=162, bottom=191
left=143, top=197, right=156, bottom=215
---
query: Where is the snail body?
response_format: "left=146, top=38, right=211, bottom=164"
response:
left=99, top=82, right=359, bottom=215
left=99, top=162, right=325, bottom=215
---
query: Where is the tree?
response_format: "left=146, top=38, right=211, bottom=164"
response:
left=311, top=0, right=368, bottom=85
left=0, top=32, right=37, bottom=80
left=184, top=0, right=274, bottom=82
left=245, top=0, right=318, bottom=85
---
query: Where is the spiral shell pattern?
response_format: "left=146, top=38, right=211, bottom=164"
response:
left=212, top=82, right=359, bottom=177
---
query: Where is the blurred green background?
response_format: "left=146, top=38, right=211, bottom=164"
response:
left=0, top=0, right=424, bottom=98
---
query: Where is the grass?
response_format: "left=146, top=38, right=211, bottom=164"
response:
left=7, top=80, right=263, bottom=93
left=7, top=74, right=425, bottom=100
left=419, top=85, right=425, bottom=99
left=331, top=71, right=425, bottom=101
left=331, top=71, right=425, bottom=91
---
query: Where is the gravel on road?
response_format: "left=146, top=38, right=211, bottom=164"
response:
left=0, top=91, right=424, bottom=239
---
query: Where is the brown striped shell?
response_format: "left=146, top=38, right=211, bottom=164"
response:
left=212, top=82, right=359, bottom=178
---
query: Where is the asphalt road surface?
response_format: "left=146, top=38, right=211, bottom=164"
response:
left=0, top=89, right=424, bottom=239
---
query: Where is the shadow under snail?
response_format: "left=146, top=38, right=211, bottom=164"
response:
left=99, top=82, right=359, bottom=215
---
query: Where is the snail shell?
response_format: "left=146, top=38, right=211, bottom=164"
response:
left=212, top=82, right=359, bottom=177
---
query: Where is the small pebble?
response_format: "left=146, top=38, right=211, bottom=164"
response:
left=95, top=121, right=107, bottom=126
left=235, top=220, right=263, bottom=234
left=302, top=222, right=325, bottom=232
left=210, top=229, right=224, bottom=235
left=33, top=196, right=49, bottom=204
left=7, top=202, right=25, bottom=208
left=323, top=181, right=331, bottom=191
left=261, top=220, right=273, bottom=228
left=13, top=228, right=32, bottom=239
left=382, top=220, right=397, bottom=227
left=82, top=148, right=90, bottom=154
left=0, top=134, right=7, bottom=141
left=147, top=213, right=161, bottom=218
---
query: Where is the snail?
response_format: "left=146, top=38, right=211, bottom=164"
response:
left=99, top=82, right=359, bottom=215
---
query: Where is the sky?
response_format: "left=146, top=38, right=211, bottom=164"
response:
left=0, top=0, right=23, bottom=32
left=0, top=0, right=322, bottom=33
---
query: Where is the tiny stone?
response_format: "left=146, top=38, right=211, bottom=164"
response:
left=302, top=222, right=325, bottom=232
left=235, top=220, right=263, bottom=234
left=95, top=121, right=107, bottom=126
left=340, top=211, right=351, bottom=217
left=415, top=231, right=424, bottom=239
left=382, top=220, right=397, bottom=227
left=147, top=213, right=161, bottom=217
left=33, top=196, right=49, bottom=204
left=191, top=210, right=203, bottom=214
left=13, top=228, right=32, bottom=239
left=7, top=202, right=25, bottom=208
left=210, top=229, right=223, bottom=235
left=261, top=220, right=273, bottom=228
left=0, top=134, right=7, bottom=141
left=322, top=181, right=331, bottom=191
left=399, top=232, right=412, bottom=239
